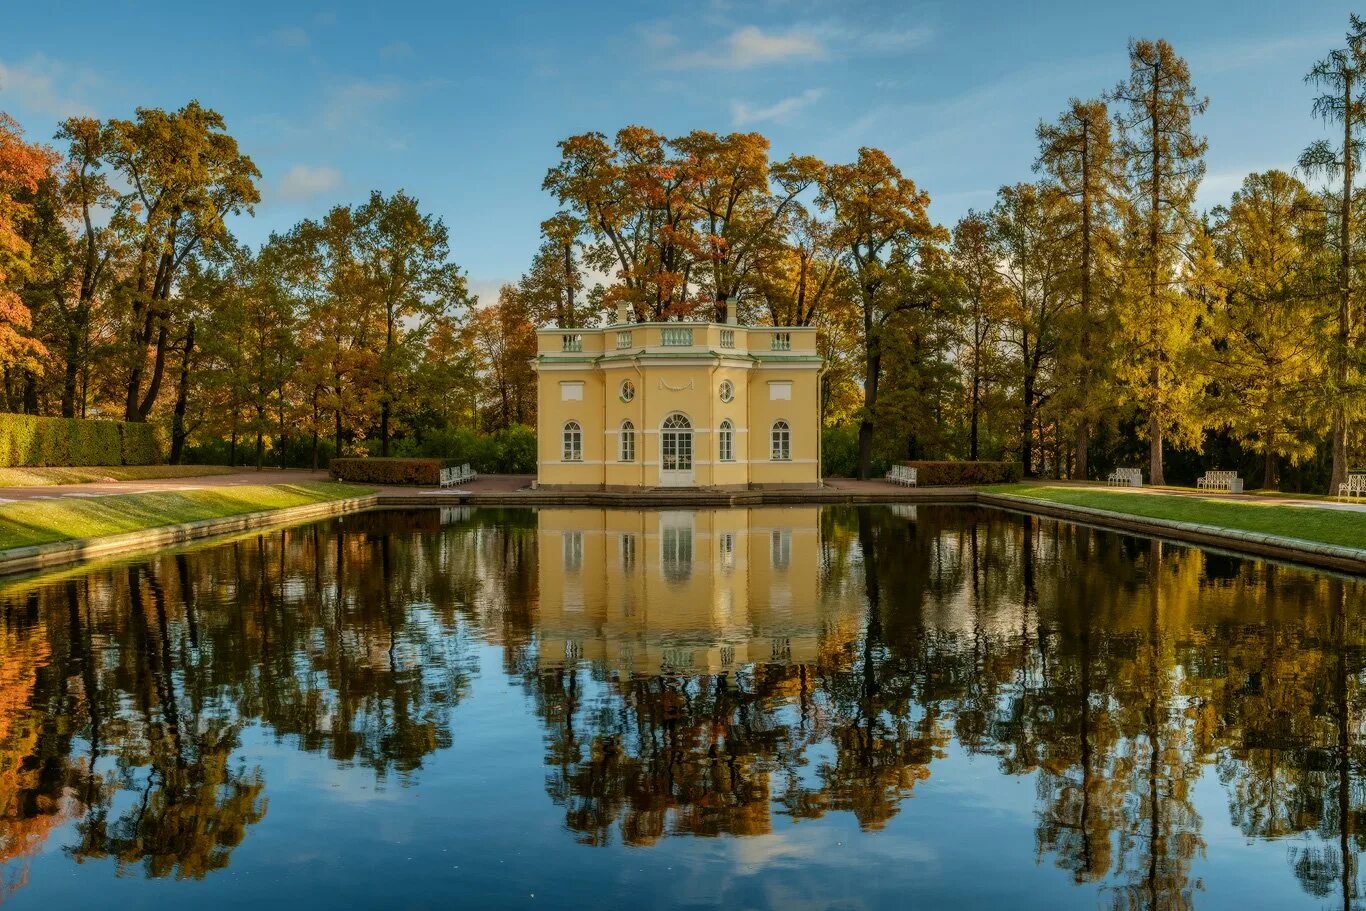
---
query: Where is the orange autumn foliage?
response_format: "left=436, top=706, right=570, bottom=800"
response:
left=0, top=113, right=56, bottom=372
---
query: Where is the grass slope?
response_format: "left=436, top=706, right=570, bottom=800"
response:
left=0, top=481, right=373, bottom=550
left=988, top=483, right=1366, bottom=550
left=0, top=464, right=237, bottom=487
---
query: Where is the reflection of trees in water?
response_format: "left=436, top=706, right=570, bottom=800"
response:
left=1, top=505, right=1365, bottom=909
left=519, top=505, right=1366, bottom=911
left=0, top=510, right=522, bottom=888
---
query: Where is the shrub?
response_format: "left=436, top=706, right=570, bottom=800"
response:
left=411, top=424, right=537, bottom=474
left=897, top=460, right=1023, bottom=486
left=821, top=425, right=859, bottom=477
left=0, top=413, right=162, bottom=467
left=329, top=457, right=444, bottom=485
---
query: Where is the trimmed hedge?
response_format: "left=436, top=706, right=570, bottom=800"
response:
left=0, top=413, right=164, bottom=467
left=897, top=460, right=1023, bottom=486
left=329, top=457, right=444, bottom=485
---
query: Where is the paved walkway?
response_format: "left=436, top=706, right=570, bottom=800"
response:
left=0, top=469, right=332, bottom=503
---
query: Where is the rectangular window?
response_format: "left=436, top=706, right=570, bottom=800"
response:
left=563, top=424, right=583, bottom=461
left=718, top=425, right=734, bottom=462
left=719, top=329, right=735, bottom=349
left=562, top=333, right=583, bottom=352
left=771, top=331, right=791, bottom=351
left=768, top=381, right=792, bottom=401
left=560, top=381, right=584, bottom=402
left=619, top=425, right=635, bottom=462
left=616, top=330, right=632, bottom=349
left=661, top=327, right=693, bottom=346
left=563, top=531, right=583, bottom=572
left=770, top=529, right=791, bottom=569
left=771, top=423, right=791, bottom=461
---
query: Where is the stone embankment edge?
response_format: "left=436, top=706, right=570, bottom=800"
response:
left=1, top=487, right=1361, bottom=579
left=978, top=492, right=1366, bottom=576
left=0, top=493, right=379, bottom=577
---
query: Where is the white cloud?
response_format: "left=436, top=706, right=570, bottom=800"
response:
left=321, top=80, right=402, bottom=129
left=277, top=164, right=341, bottom=200
left=667, top=25, right=825, bottom=69
left=380, top=41, right=414, bottom=59
left=259, top=26, right=311, bottom=49
left=732, top=88, right=825, bottom=126
left=0, top=54, right=100, bottom=118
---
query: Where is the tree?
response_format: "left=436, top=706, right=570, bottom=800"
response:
left=1109, top=39, right=1209, bottom=485
left=950, top=213, right=1007, bottom=461
left=102, top=102, right=260, bottom=422
left=1202, top=171, right=1328, bottom=488
left=991, top=183, right=1073, bottom=476
left=1036, top=99, right=1122, bottom=478
left=0, top=113, right=55, bottom=381
left=467, top=284, right=537, bottom=430
left=819, top=148, right=948, bottom=478
left=348, top=190, right=469, bottom=455
left=1300, top=14, right=1366, bottom=495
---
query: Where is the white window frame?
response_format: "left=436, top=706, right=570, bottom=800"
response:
left=619, top=379, right=635, bottom=402
left=718, top=420, right=734, bottom=462
left=718, top=379, right=734, bottom=403
left=770, top=420, right=791, bottom=461
left=619, top=420, right=636, bottom=462
left=562, top=421, right=583, bottom=462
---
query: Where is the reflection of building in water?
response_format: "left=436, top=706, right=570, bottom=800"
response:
left=536, top=508, right=849, bottom=674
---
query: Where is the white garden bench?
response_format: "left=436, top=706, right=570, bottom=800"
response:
left=884, top=465, right=918, bottom=487
left=1196, top=470, right=1243, bottom=493
left=1338, top=473, right=1366, bottom=499
left=1106, top=467, right=1143, bottom=488
left=439, top=464, right=478, bottom=488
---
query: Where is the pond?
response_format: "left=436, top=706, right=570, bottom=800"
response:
left=0, top=504, right=1363, bottom=909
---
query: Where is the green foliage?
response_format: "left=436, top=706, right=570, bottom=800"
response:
left=821, top=425, right=860, bottom=477
left=402, top=424, right=537, bottom=474
left=899, top=460, right=1023, bottom=486
left=120, top=422, right=165, bottom=466
left=329, top=458, right=443, bottom=485
left=0, top=414, right=163, bottom=467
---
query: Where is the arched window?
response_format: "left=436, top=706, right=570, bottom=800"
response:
left=662, top=412, right=691, bottom=430
left=619, top=420, right=636, bottom=462
left=562, top=421, right=582, bottom=462
left=770, top=420, right=791, bottom=461
left=718, top=419, right=734, bottom=462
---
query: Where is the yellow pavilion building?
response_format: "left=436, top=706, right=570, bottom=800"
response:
left=532, top=312, right=823, bottom=489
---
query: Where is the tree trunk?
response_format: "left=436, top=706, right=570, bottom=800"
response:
left=1148, top=415, right=1165, bottom=486
left=1330, top=72, right=1354, bottom=495
left=380, top=399, right=391, bottom=457
left=857, top=321, right=880, bottom=480
left=1075, top=420, right=1089, bottom=480
left=62, top=329, right=81, bottom=418
left=168, top=320, right=196, bottom=465
left=1021, top=370, right=1035, bottom=477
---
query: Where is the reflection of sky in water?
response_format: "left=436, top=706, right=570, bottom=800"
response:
left=0, top=505, right=1362, bottom=909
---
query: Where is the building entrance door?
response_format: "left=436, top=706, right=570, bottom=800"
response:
left=659, top=413, right=694, bottom=486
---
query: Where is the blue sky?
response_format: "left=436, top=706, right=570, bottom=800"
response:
left=0, top=1, right=1354, bottom=303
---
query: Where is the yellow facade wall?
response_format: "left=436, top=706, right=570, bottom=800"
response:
left=534, top=323, right=822, bottom=489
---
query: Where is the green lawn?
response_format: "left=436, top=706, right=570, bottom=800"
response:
left=985, top=483, right=1366, bottom=550
left=0, top=482, right=374, bottom=550
left=0, top=464, right=237, bottom=487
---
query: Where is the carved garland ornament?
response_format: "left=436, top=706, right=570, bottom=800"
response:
left=657, top=378, right=694, bottom=392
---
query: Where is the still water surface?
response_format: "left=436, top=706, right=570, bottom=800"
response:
left=0, top=505, right=1364, bottom=909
